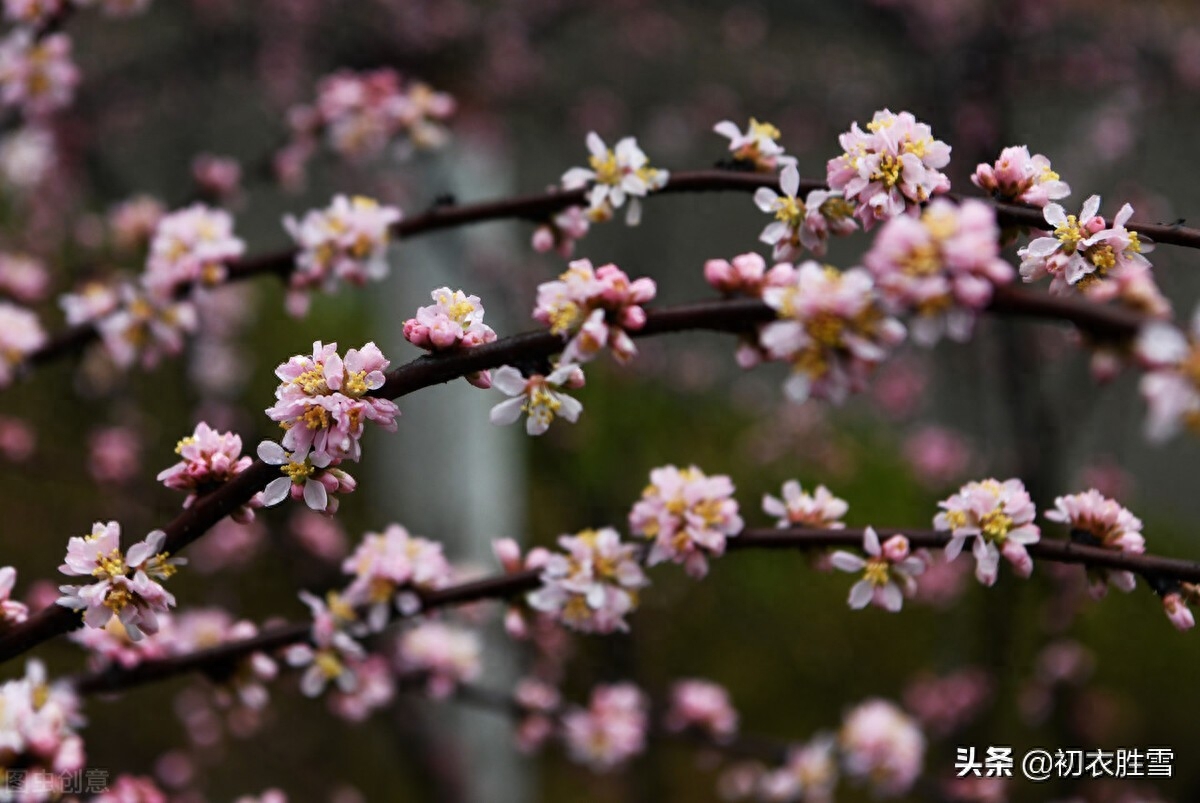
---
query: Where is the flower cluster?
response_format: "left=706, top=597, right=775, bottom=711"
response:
left=156, top=422, right=255, bottom=517
left=277, top=69, right=455, bottom=182
left=3, top=0, right=66, bottom=25
left=971, top=146, right=1070, bottom=207
left=513, top=678, right=561, bottom=754
left=664, top=679, right=738, bottom=742
left=0, top=30, right=78, bottom=117
left=395, top=622, right=482, bottom=699
left=93, top=283, right=198, bottom=370
left=108, top=194, right=165, bottom=251
left=831, top=527, right=926, bottom=612
left=628, top=464, right=743, bottom=578
left=266, top=341, right=400, bottom=463
left=1017, top=195, right=1158, bottom=304
left=341, top=523, right=454, bottom=630
left=403, top=287, right=497, bottom=387
left=1136, top=309, right=1200, bottom=441
left=561, top=132, right=669, bottom=225
left=0, top=300, right=45, bottom=387
left=0, top=661, right=85, bottom=787
left=1046, top=490, right=1145, bottom=598
left=759, top=262, right=906, bottom=404
left=489, top=363, right=585, bottom=436
left=714, top=118, right=796, bottom=172
left=935, top=478, right=1040, bottom=586
left=757, top=735, right=839, bottom=802
left=531, top=205, right=590, bottom=258
left=283, top=195, right=402, bottom=316
left=863, top=199, right=1014, bottom=344
left=0, top=565, right=27, bottom=627
left=527, top=528, right=648, bottom=634
left=0, top=252, right=47, bottom=302
left=533, top=258, right=656, bottom=364
left=704, top=252, right=797, bottom=299
left=839, top=699, right=925, bottom=797
left=762, top=480, right=849, bottom=529
left=826, top=109, right=951, bottom=229
left=754, top=164, right=857, bottom=260
left=169, top=610, right=278, bottom=709
left=257, top=440, right=357, bottom=515
left=57, top=521, right=184, bottom=639
left=285, top=590, right=366, bottom=698
left=562, top=683, right=648, bottom=772
left=144, top=204, right=246, bottom=291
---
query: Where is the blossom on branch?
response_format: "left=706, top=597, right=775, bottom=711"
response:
left=257, top=440, right=356, bottom=515
left=284, top=195, right=401, bottom=316
left=266, top=340, right=400, bottom=463
left=0, top=661, right=85, bottom=786
left=839, top=699, right=925, bottom=797
left=714, top=118, right=796, bottom=172
left=533, top=259, right=656, bottom=364
left=561, top=132, right=668, bottom=225
left=531, top=205, right=590, bottom=258
left=489, top=363, right=584, bottom=436
left=759, top=262, right=906, bottom=404
left=628, top=464, right=743, bottom=578
left=935, top=478, right=1040, bottom=586
left=971, top=146, right=1070, bottom=207
left=831, top=527, right=925, bottom=612
left=562, top=683, right=648, bottom=772
left=863, top=199, right=1014, bottom=345
left=57, top=521, right=184, bottom=640
left=395, top=621, right=482, bottom=699
left=0, top=30, right=78, bottom=117
left=156, top=422, right=255, bottom=518
left=144, top=203, right=245, bottom=291
left=826, top=109, right=951, bottom=230
left=285, top=590, right=365, bottom=698
left=403, top=287, right=497, bottom=387
left=762, top=479, right=848, bottom=529
left=0, top=566, right=27, bottom=626
left=758, top=735, right=839, bottom=803
left=703, top=252, right=796, bottom=298
left=664, top=679, right=738, bottom=742
left=0, top=301, right=45, bottom=387
left=754, top=164, right=857, bottom=260
left=1137, top=309, right=1200, bottom=441
left=95, top=283, right=198, bottom=370
left=1045, top=490, right=1145, bottom=598
left=341, top=523, right=454, bottom=630
left=527, top=528, right=648, bottom=634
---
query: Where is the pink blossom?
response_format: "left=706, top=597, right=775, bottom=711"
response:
left=562, top=683, right=648, bottom=771
left=514, top=678, right=561, bottom=754
left=57, top=522, right=183, bottom=640
left=402, top=287, right=497, bottom=387
left=266, top=340, right=400, bottom=463
left=0, top=301, right=45, bottom=386
left=257, top=440, right=356, bottom=515
left=156, top=422, right=255, bottom=517
left=95, top=283, right=198, bottom=369
left=0, top=124, right=53, bottom=189
left=759, top=262, right=906, bottom=404
left=831, top=527, right=925, bottom=612
left=762, top=479, right=848, bottom=528
left=713, top=118, right=796, bottom=172
left=0, top=566, right=27, bottom=627
left=289, top=510, right=349, bottom=562
left=0, top=30, right=78, bottom=117
left=703, top=252, right=798, bottom=298
left=1163, top=591, right=1195, bottom=631
left=902, top=669, right=992, bottom=737
left=143, top=203, right=244, bottom=290
left=0, top=252, right=48, bottom=302
left=490, top=363, right=585, bottom=436
left=971, top=146, right=1070, bottom=207
left=3, top=0, right=64, bottom=25
left=395, top=621, right=482, bottom=699
left=59, top=280, right=120, bottom=326
left=285, top=591, right=365, bottom=698
left=531, top=205, right=590, bottom=257
left=629, top=464, right=743, bottom=578
left=664, top=679, right=738, bottom=741
left=341, top=523, right=454, bottom=630
left=87, top=426, right=141, bottom=484
left=839, top=698, right=925, bottom=797
left=69, top=614, right=172, bottom=670
left=1045, top=490, right=1144, bottom=598
left=108, top=195, right=166, bottom=251
left=527, top=528, right=648, bottom=634
left=902, top=426, right=972, bottom=488
left=758, top=735, right=838, bottom=803
left=1136, top=310, right=1200, bottom=441
left=934, top=478, right=1040, bottom=586
left=561, top=132, right=668, bottom=225
left=187, top=518, right=267, bottom=574
left=0, top=661, right=86, bottom=783
left=92, top=774, right=167, bottom=803
left=533, top=259, right=655, bottom=364
left=0, top=415, right=34, bottom=461
left=754, top=164, right=857, bottom=260
left=283, top=195, right=401, bottom=316
left=826, top=109, right=951, bottom=230
left=864, top=199, right=1013, bottom=344
left=328, top=654, right=395, bottom=722
left=191, top=153, right=242, bottom=202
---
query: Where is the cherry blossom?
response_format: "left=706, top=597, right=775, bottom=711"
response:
left=402, top=286, right=497, bottom=387
left=1136, top=309, right=1200, bottom=441
left=341, top=523, right=454, bottom=630
left=839, top=699, right=925, bottom=797
left=863, top=199, right=1014, bottom=345
left=169, top=610, right=278, bottom=710
left=0, top=124, right=53, bottom=189
left=0, top=566, right=27, bottom=627
left=70, top=615, right=171, bottom=671
left=970, top=146, right=1070, bottom=206
left=713, top=118, right=797, bottom=172
left=561, top=132, right=669, bottom=225
left=754, top=164, right=857, bottom=260
left=704, top=252, right=797, bottom=298
left=531, top=205, right=590, bottom=258
left=266, top=340, right=400, bottom=463
left=60, top=280, right=119, bottom=326
left=514, top=678, right=561, bottom=754
left=759, top=262, right=906, bottom=404
left=157, top=422, right=255, bottom=517
left=758, top=735, right=838, bottom=803
left=95, top=284, right=198, bottom=370
left=533, top=259, right=656, bottom=364
left=0, top=252, right=48, bottom=302
left=0, top=301, right=45, bottom=386
left=489, top=363, right=585, bottom=436
left=191, top=153, right=242, bottom=202
left=284, top=195, right=401, bottom=316
left=1162, top=590, right=1196, bottom=631
left=628, top=464, right=743, bottom=578
left=285, top=590, right=366, bottom=698
left=57, top=522, right=184, bottom=640
left=527, top=528, right=648, bottom=634
left=826, top=109, right=951, bottom=229
left=108, top=194, right=166, bottom=251
left=257, top=440, right=356, bottom=515
left=935, top=478, right=1040, bottom=586
left=144, top=203, right=245, bottom=290
left=831, top=527, right=925, bottom=612
left=395, top=621, right=482, bottom=699
left=328, top=654, right=395, bottom=723
left=663, top=679, right=738, bottom=742
left=0, top=660, right=86, bottom=786
left=762, top=480, right=848, bottom=529
left=1045, top=490, right=1145, bottom=598
left=562, top=683, right=648, bottom=772
left=92, top=775, right=167, bottom=802
left=3, top=0, right=64, bottom=25
left=0, top=30, right=78, bottom=117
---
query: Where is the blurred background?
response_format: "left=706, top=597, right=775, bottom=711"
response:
left=5, top=0, right=1200, bottom=800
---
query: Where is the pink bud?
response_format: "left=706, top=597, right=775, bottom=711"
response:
left=704, top=259, right=736, bottom=291
left=531, top=226, right=555, bottom=253
left=465, top=369, right=492, bottom=389
left=881, top=535, right=911, bottom=562
left=493, top=538, right=523, bottom=573
left=1164, top=593, right=1195, bottom=631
